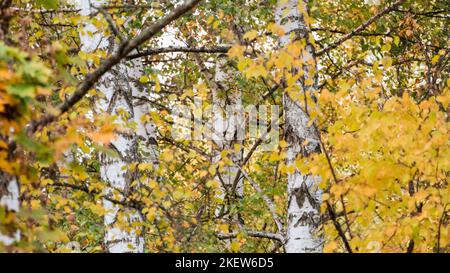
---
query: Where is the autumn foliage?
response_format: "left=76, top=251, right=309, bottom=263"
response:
left=0, top=0, right=448, bottom=253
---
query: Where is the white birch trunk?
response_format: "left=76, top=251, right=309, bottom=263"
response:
left=76, top=0, right=157, bottom=253
left=191, top=47, right=244, bottom=213
left=0, top=175, right=20, bottom=245
left=213, top=55, right=244, bottom=203
left=275, top=0, right=323, bottom=253
left=99, top=65, right=144, bottom=253
left=209, top=50, right=244, bottom=251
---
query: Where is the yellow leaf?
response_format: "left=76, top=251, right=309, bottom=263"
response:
left=246, top=63, right=267, bottom=79
left=31, top=200, right=41, bottom=209
left=155, top=80, right=161, bottom=92
left=207, top=16, right=214, bottom=25
left=431, top=54, right=440, bottom=65
left=228, top=45, right=245, bottom=58
left=149, top=180, right=158, bottom=189
left=206, top=180, right=220, bottom=188
left=173, top=189, right=183, bottom=200
left=0, top=159, right=13, bottom=173
left=139, top=75, right=149, bottom=83
left=269, top=153, right=280, bottom=162
left=0, top=140, right=7, bottom=149
left=168, top=94, right=177, bottom=101
left=88, top=123, right=117, bottom=145
left=116, top=17, right=125, bottom=26
left=275, top=51, right=292, bottom=69
left=161, top=150, right=174, bottom=162
left=185, top=164, right=194, bottom=172
left=243, top=30, right=258, bottom=41
left=381, top=56, right=393, bottom=68
left=267, top=23, right=285, bottom=36
left=324, top=241, right=338, bottom=253
left=219, top=224, right=229, bottom=233
left=138, top=163, right=153, bottom=171
left=230, top=241, right=240, bottom=252
left=146, top=207, right=156, bottom=221
left=208, top=164, right=216, bottom=175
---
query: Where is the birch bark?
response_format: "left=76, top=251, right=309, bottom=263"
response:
left=75, top=0, right=158, bottom=253
left=213, top=54, right=244, bottom=207
left=0, top=174, right=20, bottom=245
left=275, top=0, right=323, bottom=253
left=213, top=52, right=244, bottom=249
left=190, top=45, right=244, bottom=213
left=0, top=0, right=20, bottom=248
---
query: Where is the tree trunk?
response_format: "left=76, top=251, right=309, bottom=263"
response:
left=0, top=174, right=20, bottom=245
left=0, top=0, right=19, bottom=248
left=76, top=0, right=158, bottom=253
left=275, top=0, right=323, bottom=253
left=190, top=44, right=244, bottom=214
left=213, top=54, right=244, bottom=206
left=212, top=52, right=244, bottom=249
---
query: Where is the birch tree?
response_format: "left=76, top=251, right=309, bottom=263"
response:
left=0, top=175, right=20, bottom=245
left=275, top=0, right=323, bottom=253
left=74, top=0, right=162, bottom=253
left=1, top=0, right=449, bottom=253
left=213, top=53, right=244, bottom=209
left=0, top=0, right=21, bottom=248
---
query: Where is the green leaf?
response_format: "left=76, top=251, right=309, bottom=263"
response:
left=37, top=0, right=59, bottom=9
left=15, top=132, right=52, bottom=164
left=6, top=84, right=35, bottom=98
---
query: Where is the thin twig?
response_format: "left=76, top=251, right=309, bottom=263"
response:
left=237, top=166, right=283, bottom=232
left=217, top=230, right=284, bottom=243
left=127, top=46, right=230, bottom=60
left=315, top=0, right=406, bottom=56
left=28, top=0, right=202, bottom=134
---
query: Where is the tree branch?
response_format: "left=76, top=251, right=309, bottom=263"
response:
left=10, top=7, right=80, bottom=13
left=9, top=4, right=162, bottom=14
left=51, top=182, right=142, bottom=210
left=95, top=6, right=125, bottom=42
left=127, top=45, right=231, bottom=60
left=436, top=203, right=449, bottom=253
left=311, top=124, right=353, bottom=253
left=237, top=166, right=283, bottom=233
left=312, top=27, right=391, bottom=37
left=28, top=0, right=202, bottom=134
left=315, top=0, right=406, bottom=57
left=326, top=201, right=353, bottom=253
left=217, top=230, right=284, bottom=243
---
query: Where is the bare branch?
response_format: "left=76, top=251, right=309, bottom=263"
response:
left=10, top=7, right=80, bottom=13
left=237, top=166, right=283, bottom=233
left=217, top=230, right=284, bottom=243
left=315, top=0, right=406, bottom=57
left=95, top=6, right=125, bottom=42
left=29, top=0, right=202, bottom=134
left=51, top=182, right=142, bottom=210
left=436, top=203, right=449, bottom=253
left=127, top=46, right=231, bottom=60
left=9, top=4, right=161, bottom=14
left=311, top=124, right=353, bottom=253
left=312, top=27, right=391, bottom=37
left=326, top=201, right=353, bottom=253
